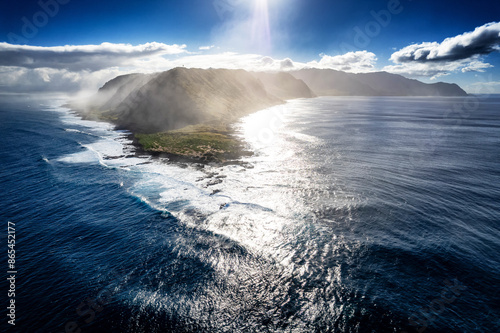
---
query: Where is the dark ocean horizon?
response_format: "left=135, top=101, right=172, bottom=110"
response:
left=1, top=93, right=499, bottom=332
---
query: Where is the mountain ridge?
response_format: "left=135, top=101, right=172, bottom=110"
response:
left=290, top=69, right=467, bottom=96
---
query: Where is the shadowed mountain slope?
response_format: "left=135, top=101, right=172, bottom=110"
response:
left=291, top=69, right=467, bottom=96
left=88, top=68, right=285, bottom=133
left=252, top=72, right=315, bottom=99
left=81, top=68, right=317, bottom=133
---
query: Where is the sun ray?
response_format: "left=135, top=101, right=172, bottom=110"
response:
left=251, top=0, right=272, bottom=54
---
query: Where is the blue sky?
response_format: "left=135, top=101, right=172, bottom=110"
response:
left=1, top=0, right=499, bottom=93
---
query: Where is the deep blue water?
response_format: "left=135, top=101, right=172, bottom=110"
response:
left=1, top=94, right=499, bottom=332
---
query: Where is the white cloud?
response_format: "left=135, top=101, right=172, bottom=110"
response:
left=0, top=66, right=122, bottom=93
left=0, top=50, right=278, bottom=92
left=390, top=22, right=500, bottom=63
left=383, top=56, right=494, bottom=79
left=0, top=42, right=187, bottom=71
left=0, top=42, right=188, bottom=93
left=0, top=43, right=384, bottom=93
left=199, top=45, right=215, bottom=50
left=14, top=36, right=500, bottom=93
left=280, top=58, right=295, bottom=69
left=307, top=51, right=378, bottom=72
left=385, top=22, right=500, bottom=78
left=163, top=53, right=294, bottom=72
left=158, top=52, right=377, bottom=73
left=461, top=60, right=494, bottom=73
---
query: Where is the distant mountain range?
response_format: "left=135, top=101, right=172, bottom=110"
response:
left=77, top=67, right=467, bottom=134
left=290, top=69, right=467, bottom=97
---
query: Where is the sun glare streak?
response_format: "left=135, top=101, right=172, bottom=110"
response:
left=251, top=0, right=272, bottom=54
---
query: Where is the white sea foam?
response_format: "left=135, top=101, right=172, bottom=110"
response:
left=55, top=105, right=145, bottom=167
left=55, top=106, right=229, bottom=215
left=54, top=101, right=317, bottom=258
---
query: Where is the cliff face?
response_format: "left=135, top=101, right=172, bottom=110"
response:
left=84, top=68, right=317, bottom=133
left=87, top=68, right=284, bottom=133
left=291, top=69, right=468, bottom=97
left=96, top=73, right=154, bottom=111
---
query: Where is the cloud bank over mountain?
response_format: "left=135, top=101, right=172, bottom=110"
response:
left=308, top=51, right=378, bottom=72
left=0, top=22, right=498, bottom=93
left=0, top=42, right=187, bottom=71
left=0, top=43, right=379, bottom=92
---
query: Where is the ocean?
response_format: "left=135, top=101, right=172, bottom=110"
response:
left=1, top=94, right=499, bottom=332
